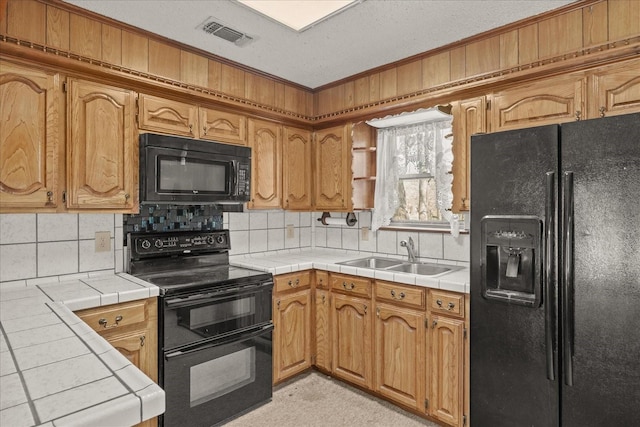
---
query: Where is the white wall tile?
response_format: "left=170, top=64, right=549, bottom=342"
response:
left=0, top=214, right=36, bottom=244
left=249, top=229, right=268, bottom=252
left=79, top=240, right=114, bottom=272
left=284, top=227, right=299, bottom=249
left=358, top=228, right=377, bottom=253
left=249, top=212, right=268, bottom=230
left=300, top=227, right=311, bottom=247
left=358, top=211, right=372, bottom=228
left=268, top=211, right=285, bottom=229
left=419, top=232, right=444, bottom=259
left=267, top=228, right=284, bottom=251
left=37, top=241, right=79, bottom=277
left=377, top=229, right=397, bottom=255
left=300, top=212, right=312, bottom=227
left=326, top=227, right=342, bottom=248
left=315, top=226, right=327, bottom=247
left=228, top=212, right=249, bottom=231
left=229, top=230, right=249, bottom=255
left=443, top=233, right=470, bottom=262
left=78, top=214, right=114, bottom=239
left=37, top=214, right=78, bottom=242
left=342, top=228, right=359, bottom=251
left=284, top=211, right=300, bottom=227
left=0, top=244, right=36, bottom=282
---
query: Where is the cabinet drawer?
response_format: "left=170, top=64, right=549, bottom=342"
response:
left=275, top=270, right=312, bottom=293
left=331, top=273, right=371, bottom=298
left=315, top=270, right=330, bottom=290
left=76, top=299, right=148, bottom=333
left=375, top=281, right=425, bottom=310
left=429, top=290, right=465, bottom=318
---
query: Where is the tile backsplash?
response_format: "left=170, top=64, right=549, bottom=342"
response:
left=0, top=209, right=468, bottom=287
left=0, top=214, right=122, bottom=286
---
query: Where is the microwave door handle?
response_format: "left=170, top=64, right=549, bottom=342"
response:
left=231, top=161, right=237, bottom=195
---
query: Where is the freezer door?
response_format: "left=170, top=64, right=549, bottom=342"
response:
left=559, top=113, right=640, bottom=426
left=470, top=125, right=559, bottom=426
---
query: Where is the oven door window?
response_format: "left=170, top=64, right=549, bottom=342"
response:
left=163, top=327, right=273, bottom=427
left=157, top=155, right=230, bottom=195
left=165, top=285, right=272, bottom=349
left=191, top=346, right=255, bottom=407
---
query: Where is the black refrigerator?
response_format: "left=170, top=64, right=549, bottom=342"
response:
left=470, top=113, right=640, bottom=426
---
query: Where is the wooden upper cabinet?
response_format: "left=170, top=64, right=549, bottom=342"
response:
left=138, top=94, right=197, bottom=137
left=451, top=97, right=486, bottom=213
left=248, top=118, right=282, bottom=209
left=67, top=78, right=138, bottom=211
left=282, top=126, right=312, bottom=210
left=314, top=124, right=351, bottom=211
left=199, top=107, right=247, bottom=145
left=490, top=74, right=586, bottom=132
left=589, top=58, right=640, bottom=118
left=0, top=61, right=61, bottom=211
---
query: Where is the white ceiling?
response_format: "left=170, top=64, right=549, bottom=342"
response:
left=63, top=0, right=575, bottom=89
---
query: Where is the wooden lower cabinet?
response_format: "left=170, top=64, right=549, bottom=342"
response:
left=374, top=303, right=426, bottom=412
left=429, top=314, right=465, bottom=427
left=331, top=292, right=372, bottom=389
left=313, top=288, right=331, bottom=372
left=75, top=298, right=158, bottom=427
left=273, top=271, right=312, bottom=383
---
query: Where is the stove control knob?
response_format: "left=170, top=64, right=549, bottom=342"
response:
left=154, top=239, right=163, bottom=248
left=206, top=235, right=215, bottom=245
left=141, top=240, right=151, bottom=250
left=216, top=235, right=226, bottom=245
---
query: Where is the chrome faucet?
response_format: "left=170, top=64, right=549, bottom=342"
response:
left=400, top=237, right=417, bottom=263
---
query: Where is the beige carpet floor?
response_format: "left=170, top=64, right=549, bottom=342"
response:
left=224, top=371, right=439, bottom=426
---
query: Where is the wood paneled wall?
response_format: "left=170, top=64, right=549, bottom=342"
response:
left=314, top=0, right=640, bottom=118
left=1, top=0, right=638, bottom=124
left=0, top=0, right=314, bottom=119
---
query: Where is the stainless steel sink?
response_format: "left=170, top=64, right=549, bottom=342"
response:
left=338, top=257, right=458, bottom=277
left=338, top=257, right=404, bottom=269
left=387, top=262, right=457, bottom=276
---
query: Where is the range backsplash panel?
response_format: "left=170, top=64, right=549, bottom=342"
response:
left=124, top=205, right=223, bottom=241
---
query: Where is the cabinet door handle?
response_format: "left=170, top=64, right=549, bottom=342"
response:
left=599, top=106, right=606, bottom=118
left=390, top=290, right=405, bottom=300
left=321, top=295, right=326, bottom=304
left=363, top=304, right=367, bottom=314
left=189, top=123, right=194, bottom=134
left=203, top=126, right=207, bottom=136
left=376, top=307, right=380, bottom=317
left=140, top=335, right=146, bottom=347
left=432, top=320, right=438, bottom=329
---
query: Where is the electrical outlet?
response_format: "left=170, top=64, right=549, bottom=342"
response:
left=361, top=226, right=370, bottom=241
left=95, top=231, right=111, bottom=253
left=286, top=224, right=295, bottom=239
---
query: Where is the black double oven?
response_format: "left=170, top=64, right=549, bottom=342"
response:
left=128, top=230, right=273, bottom=427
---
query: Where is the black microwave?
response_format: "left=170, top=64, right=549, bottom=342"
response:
left=139, top=133, right=251, bottom=206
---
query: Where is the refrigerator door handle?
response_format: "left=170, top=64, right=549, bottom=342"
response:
left=562, top=171, right=575, bottom=386
left=544, top=171, right=556, bottom=381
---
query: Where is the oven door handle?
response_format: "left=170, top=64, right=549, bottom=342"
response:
left=165, top=323, right=274, bottom=360
left=164, top=280, right=273, bottom=308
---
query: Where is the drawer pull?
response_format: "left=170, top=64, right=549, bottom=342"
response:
left=390, top=290, right=405, bottom=300
left=287, top=278, right=300, bottom=287
left=342, top=281, right=355, bottom=290
left=98, top=315, right=124, bottom=329
left=436, top=299, right=456, bottom=311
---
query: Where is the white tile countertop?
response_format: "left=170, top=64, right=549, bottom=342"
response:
left=230, top=248, right=470, bottom=294
left=0, top=273, right=165, bottom=427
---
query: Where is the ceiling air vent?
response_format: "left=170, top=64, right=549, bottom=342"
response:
left=197, top=17, right=254, bottom=47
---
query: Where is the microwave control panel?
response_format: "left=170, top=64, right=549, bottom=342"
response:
left=237, top=163, right=250, bottom=196
left=129, top=230, right=230, bottom=258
